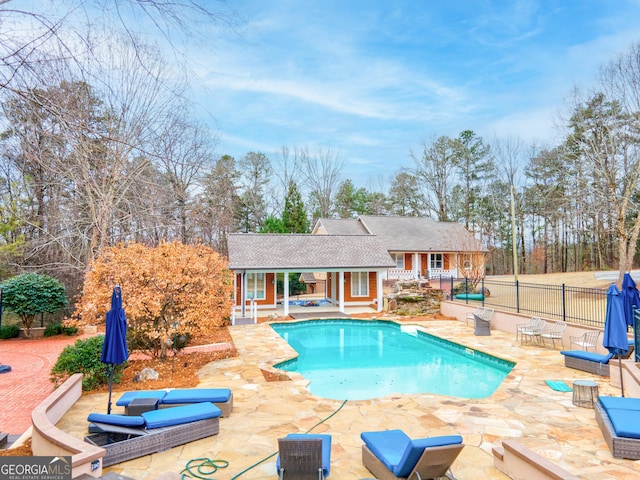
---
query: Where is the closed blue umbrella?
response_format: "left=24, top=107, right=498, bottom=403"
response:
left=101, top=285, right=129, bottom=413
left=621, top=272, right=639, bottom=327
left=603, top=284, right=629, bottom=396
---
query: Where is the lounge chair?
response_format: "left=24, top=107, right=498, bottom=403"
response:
left=560, top=350, right=613, bottom=376
left=116, top=387, right=233, bottom=417
left=85, top=402, right=221, bottom=466
left=539, top=322, right=567, bottom=349
left=360, top=429, right=464, bottom=480
left=569, top=330, right=600, bottom=351
left=561, top=341, right=634, bottom=376
left=276, top=433, right=331, bottom=480
left=595, top=396, right=640, bottom=459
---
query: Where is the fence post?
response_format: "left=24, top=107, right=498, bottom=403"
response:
left=562, top=284, right=566, bottom=322
left=449, top=276, right=453, bottom=301
left=515, top=280, right=520, bottom=313
left=481, top=277, right=485, bottom=306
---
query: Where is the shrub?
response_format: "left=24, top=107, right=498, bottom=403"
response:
left=44, top=322, right=63, bottom=337
left=50, top=335, right=126, bottom=391
left=0, top=324, right=20, bottom=339
left=62, top=325, right=78, bottom=336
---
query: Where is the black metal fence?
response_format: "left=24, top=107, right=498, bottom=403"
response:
left=435, top=277, right=608, bottom=328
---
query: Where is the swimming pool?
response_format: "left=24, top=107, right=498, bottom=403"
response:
left=271, top=319, right=514, bottom=400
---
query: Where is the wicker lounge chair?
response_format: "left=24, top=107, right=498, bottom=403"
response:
left=116, top=387, right=233, bottom=417
left=595, top=396, right=640, bottom=460
left=360, top=429, right=464, bottom=480
left=277, top=433, right=332, bottom=479
left=560, top=350, right=613, bottom=376
left=561, top=342, right=634, bottom=376
left=85, top=402, right=221, bottom=466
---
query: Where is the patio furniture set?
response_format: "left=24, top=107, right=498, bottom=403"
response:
left=277, top=429, right=464, bottom=480
left=84, top=388, right=232, bottom=467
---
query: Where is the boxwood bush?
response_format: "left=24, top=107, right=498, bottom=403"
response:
left=0, top=324, right=20, bottom=339
left=50, top=335, right=126, bottom=391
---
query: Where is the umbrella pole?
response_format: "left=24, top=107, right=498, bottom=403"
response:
left=619, top=355, right=625, bottom=397
left=107, top=366, right=114, bottom=414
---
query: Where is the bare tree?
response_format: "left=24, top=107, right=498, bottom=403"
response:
left=298, top=145, right=344, bottom=219
left=411, top=136, right=458, bottom=221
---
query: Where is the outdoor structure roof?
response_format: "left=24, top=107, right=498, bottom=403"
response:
left=317, top=215, right=487, bottom=253
left=313, top=218, right=369, bottom=235
left=227, top=233, right=396, bottom=271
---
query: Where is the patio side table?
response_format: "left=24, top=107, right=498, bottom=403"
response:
left=126, top=397, right=160, bottom=415
left=572, top=380, right=598, bottom=408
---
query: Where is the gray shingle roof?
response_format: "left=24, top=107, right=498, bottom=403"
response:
left=321, top=216, right=487, bottom=253
left=227, top=234, right=395, bottom=270
left=313, top=218, right=369, bottom=235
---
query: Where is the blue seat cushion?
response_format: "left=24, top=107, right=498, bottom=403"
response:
left=361, top=429, right=463, bottom=477
left=276, top=433, right=332, bottom=477
left=599, top=396, right=640, bottom=439
left=599, top=396, right=640, bottom=412
left=141, top=402, right=221, bottom=429
left=87, top=413, right=145, bottom=427
left=162, top=388, right=231, bottom=404
left=115, top=390, right=168, bottom=406
left=361, top=430, right=410, bottom=473
left=560, top=350, right=613, bottom=363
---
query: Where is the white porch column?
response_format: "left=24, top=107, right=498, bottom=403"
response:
left=413, top=252, right=420, bottom=278
left=338, top=271, right=345, bottom=313
left=283, top=272, right=290, bottom=317
left=241, top=272, right=246, bottom=317
left=376, top=272, right=383, bottom=312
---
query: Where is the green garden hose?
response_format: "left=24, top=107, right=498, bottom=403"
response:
left=181, top=399, right=348, bottom=479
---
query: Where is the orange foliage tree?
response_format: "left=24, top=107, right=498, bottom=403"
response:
left=75, top=241, right=233, bottom=359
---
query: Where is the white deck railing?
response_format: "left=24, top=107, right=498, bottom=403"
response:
left=428, top=269, right=458, bottom=279
left=387, top=269, right=418, bottom=280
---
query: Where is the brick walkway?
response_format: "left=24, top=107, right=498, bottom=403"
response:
left=0, top=334, right=93, bottom=435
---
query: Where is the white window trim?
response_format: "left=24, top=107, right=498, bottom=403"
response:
left=246, top=272, right=266, bottom=300
left=391, top=253, right=404, bottom=269
left=430, top=253, right=443, bottom=269
left=351, top=271, right=369, bottom=297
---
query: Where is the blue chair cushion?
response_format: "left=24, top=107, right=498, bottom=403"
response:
left=361, top=429, right=463, bottom=477
left=599, top=396, right=640, bottom=439
left=394, top=435, right=463, bottom=477
left=115, top=390, right=168, bottom=406
left=276, top=433, right=332, bottom=477
left=361, top=430, right=410, bottom=473
left=162, top=388, right=231, bottom=404
left=87, top=413, right=145, bottom=427
left=599, top=396, right=640, bottom=412
left=560, top=350, right=614, bottom=363
left=141, top=402, right=221, bottom=429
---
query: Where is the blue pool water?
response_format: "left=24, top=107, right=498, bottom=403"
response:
left=271, top=320, right=514, bottom=400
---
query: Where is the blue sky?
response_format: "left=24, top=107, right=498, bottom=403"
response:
left=163, top=1, right=640, bottom=184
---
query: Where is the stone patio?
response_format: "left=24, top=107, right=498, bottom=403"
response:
left=57, top=317, right=640, bottom=479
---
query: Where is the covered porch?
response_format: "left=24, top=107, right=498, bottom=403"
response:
left=227, top=233, right=396, bottom=324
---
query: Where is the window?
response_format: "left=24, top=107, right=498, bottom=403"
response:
left=246, top=272, right=266, bottom=300
left=391, top=253, right=404, bottom=269
left=351, top=272, right=369, bottom=297
left=462, top=254, right=472, bottom=270
left=430, top=253, right=443, bottom=269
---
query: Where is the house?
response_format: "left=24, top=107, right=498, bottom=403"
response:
left=226, top=216, right=487, bottom=318
left=227, top=233, right=395, bottom=318
left=313, top=216, right=487, bottom=281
